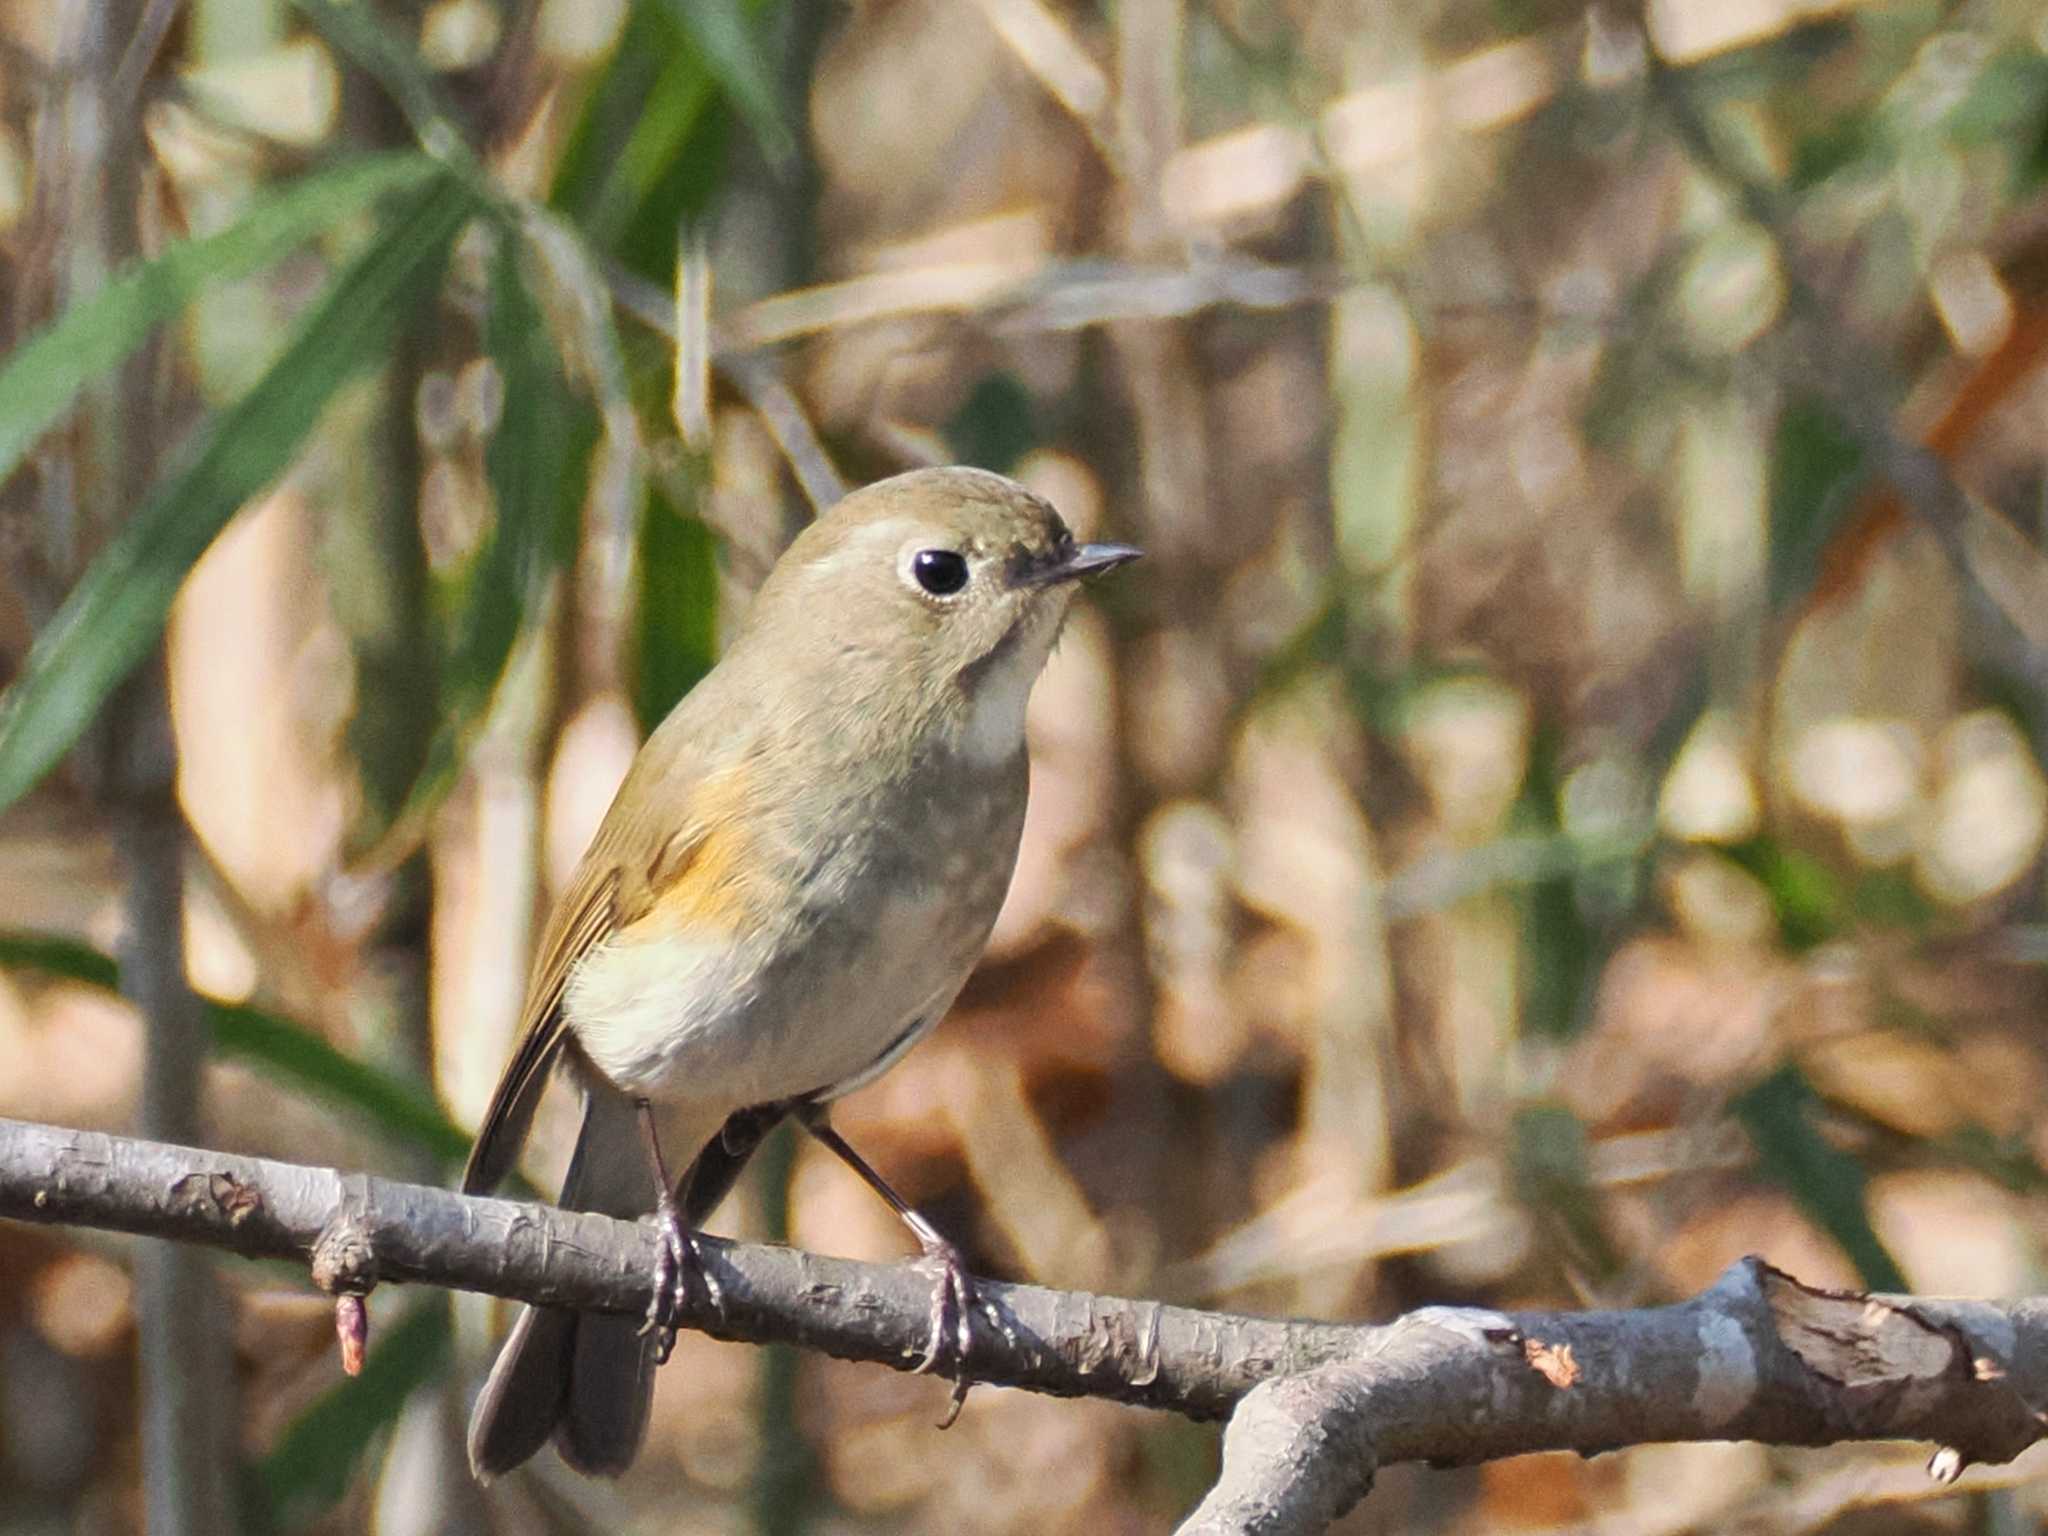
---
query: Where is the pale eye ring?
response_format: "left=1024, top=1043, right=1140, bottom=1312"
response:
left=910, top=548, right=970, bottom=597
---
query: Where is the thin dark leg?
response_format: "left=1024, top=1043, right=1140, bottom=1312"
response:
left=635, top=1097, right=715, bottom=1364
left=677, top=1101, right=791, bottom=1225
left=793, top=1102, right=978, bottom=1426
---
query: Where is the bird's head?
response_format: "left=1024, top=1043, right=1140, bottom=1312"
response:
left=746, top=466, right=1141, bottom=757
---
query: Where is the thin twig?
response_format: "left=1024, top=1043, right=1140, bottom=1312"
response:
left=962, top=0, right=1119, bottom=170
left=112, top=0, right=186, bottom=109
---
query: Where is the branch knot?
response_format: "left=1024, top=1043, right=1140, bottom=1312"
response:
left=310, top=1205, right=377, bottom=1296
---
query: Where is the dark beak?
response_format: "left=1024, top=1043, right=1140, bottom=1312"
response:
left=1036, top=542, right=1144, bottom=585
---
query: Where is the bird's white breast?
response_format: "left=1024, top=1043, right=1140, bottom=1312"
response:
left=959, top=618, right=1056, bottom=765
left=565, top=930, right=764, bottom=1099
left=563, top=882, right=988, bottom=1112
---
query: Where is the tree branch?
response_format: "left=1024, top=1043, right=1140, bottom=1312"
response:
left=5, top=1114, right=2047, bottom=1534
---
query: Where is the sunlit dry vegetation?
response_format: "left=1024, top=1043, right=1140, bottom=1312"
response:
left=7, top=0, right=2048, bottom=1530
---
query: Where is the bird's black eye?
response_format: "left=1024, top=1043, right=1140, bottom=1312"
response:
left=911, top=548, right=970, bottom=596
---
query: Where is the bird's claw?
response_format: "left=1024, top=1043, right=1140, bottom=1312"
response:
left=640, top=1194, right=720, bottom=1366
left=912, top=1236, right=979, bottom=1428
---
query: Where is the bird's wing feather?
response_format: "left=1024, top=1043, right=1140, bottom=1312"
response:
left=460, top=861, right=621, bottom=1194
left=459, top=714, right=735, bottom=1195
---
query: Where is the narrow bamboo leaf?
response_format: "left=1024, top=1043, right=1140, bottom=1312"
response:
left=257, top=1299, right=451, bottom=1526
left=1941, top=46, right=2048, bottom=150
left=548, top=2, right=670, bottom=220
left=549, top=0, right=754, bottom=276
left=211, top=1001, right=472, bottom=1166
left=468, top=237, right=573, bottom=703
left=1734, top=1065, right=1907, bottom=1292
left=0, top=173, right=474, bottom=818
left=286, top=0, right=467, bottom=158
left=1941, top=1122, right=2048, bottom=1195
left=590, top=41, right=720, bottom=261
left=1510, top=1103, right=1623, bottom=1282
left=0, top=153, right=436, bottom=491
left=1768, top=396, right=1864, bottom=613
left=1514, top=729, right=1601, bottom=1040
left=359, top=233, right=597, bottom=864
left=634, top=477, right=721, bottom=733
left=652, top=0, right=794, bottom=168
left=0, top=931, right=470, bottom=1164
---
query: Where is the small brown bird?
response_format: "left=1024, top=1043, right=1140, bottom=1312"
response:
left=461, top=465, right=1139, bottom=1480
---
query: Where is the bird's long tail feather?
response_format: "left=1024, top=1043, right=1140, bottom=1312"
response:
left=468, top=1087, right=662, bottom=1480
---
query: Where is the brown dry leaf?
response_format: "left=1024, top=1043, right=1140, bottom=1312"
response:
left=1566, top=934, right=1790, bottom=1130
left=1801, top=1029, right=1974, bottom=1141
left=29, top=1253, right=131, bottom=1359
left=1610, top=1442, right=1771, bottom=1536
left=925, top=1393, right=1130, bottom=1535
left=1472, top=1452, right=1594, bottom=1529
left=646, top=1333, right=764, bottom=1493
left=1655, top=1191, right=1864, bottom=1296
left=1869, top=1169, right=2033, bottom=1297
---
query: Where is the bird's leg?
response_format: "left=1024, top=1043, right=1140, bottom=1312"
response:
left=676, top=1101, right=793, bottom=1225
left=634, top=1098, right=717, bottom=1364
left=793, top=1102, right=979, bottom=1427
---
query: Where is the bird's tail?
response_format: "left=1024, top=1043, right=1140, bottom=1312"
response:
left=468, top=1086, right=675, bottom=1481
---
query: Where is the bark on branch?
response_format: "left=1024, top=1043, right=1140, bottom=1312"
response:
left=4, top=1114, right=2046, bottom=1535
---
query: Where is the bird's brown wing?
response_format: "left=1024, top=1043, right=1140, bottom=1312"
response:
left=459, top=858, right=622, bottom=1195
left=458, top=709, right=737, bottom=1195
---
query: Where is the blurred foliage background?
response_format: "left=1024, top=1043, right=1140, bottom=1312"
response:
left=8, top=0, right=2048, bottom=1531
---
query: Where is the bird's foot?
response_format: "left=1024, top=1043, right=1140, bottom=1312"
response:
left=640, top=1187, right=719, bottom=1366
left=911, top=1231, right=979, bottom=1428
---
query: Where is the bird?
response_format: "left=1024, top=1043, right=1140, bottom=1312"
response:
left=460, top=464, right=1140, bottom=1480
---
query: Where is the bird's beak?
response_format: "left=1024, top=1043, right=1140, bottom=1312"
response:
left=1033, top=542, right=1144, bottom=586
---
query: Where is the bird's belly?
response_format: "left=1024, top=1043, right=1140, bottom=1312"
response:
left=564, top=881, right=991, bottom=1110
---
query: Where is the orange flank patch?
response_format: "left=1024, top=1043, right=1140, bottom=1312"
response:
left=633, top=773, right=776, bottom=938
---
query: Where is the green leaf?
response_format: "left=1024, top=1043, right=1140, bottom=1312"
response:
left=1733, top=1064, right=1907, bottom=1292
left=1849, top=867, right=1938, bottom=932
left=1788, top=109, right=1880, bottom=190
left=361, top=228, right=598, bottom=862
left=286, top=0, right=468, bottom=159
left=1675, top=20, right=1854, bottom=106
left=945, top=372, right=1039, bottom=474
left=652, top=0, right=794, bottom=169
left=1514, top=729, right=1600, bottom=1039
left=1936, top=46, right=2048, bottom=196
left=0, top=172, right=475, bottom=818
left=549, top=3, right=671, bottom=220
left=1510, top=1102, right=1622, bottom=1282
left=600, top=52, right=726, bottom=272
left=257, top=1298, right=452, bottom=1526
left=1940, top=1122, right=2048, bottom=1196
left=1941, top=46, right=2048, bottom=147
left=0, top=931, right=469, bottom=1164
left=1715, top=836, right=1843, bottom=951
left=549, top=0, right=754, bottom=277
left=635, top=477, right=722, bottom=733
left=212, top=1000, right=471, bottom=1168
left=1768, top=395, right=1865, bottom=613
left=0, top=153, right=437, bottom=494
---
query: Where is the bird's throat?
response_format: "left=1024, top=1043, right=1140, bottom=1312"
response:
left=954, top=620, right=1052, bottom=765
